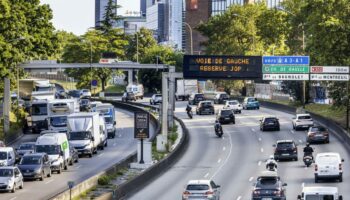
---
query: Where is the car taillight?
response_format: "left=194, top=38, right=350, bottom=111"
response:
left=205, top=190, right=214, bottom=195
left=274, top=190, right=281, bottom=196
left=296, top=120, right=300, bottom=122
left=309, top=132, right=315, bottom=137
left=315, top=164, right=318, bottom=171
left=183, top=191, right=190, bottom=197
left=293, top=147, right=297, bottom=153
left=339, top=164, right=342, bottom=170
left=323, top=132, right=329, bottom=135
left=253, top=190, right=260, bottom=195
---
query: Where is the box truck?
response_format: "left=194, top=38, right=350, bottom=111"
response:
left=67, top=112, right=102, bottom=157
left=19, top=79, right=55, bottom=101
left=48, top=99, right=79, bottom=133
left=95, top=103, right=116, bottom=138
left=175, top=79, right=198, bottom=101
left=126, top=84, right=144, bottom=100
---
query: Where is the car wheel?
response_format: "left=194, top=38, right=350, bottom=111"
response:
left=239, top=110, right=241, bottom=114
left=339, top=175, right=343, bottom=182
left=19, top=181, right=23, bottom=189
left=100, top=145, right=104, bottom=150
left=47, top=169, right=52, bottom=177
left=261, top=128, right=265, bottom=132
left=89, top=152, right=93, bottom=158
left=57, top=165, right=62, bottom=174
left=69, top=159, right=73, bottom=166
left=257, top=107, right=260, bottom=109
left=11, top=184, right=16, bottom=193
left=105, top=141, right=108, bottom=147
left=315, top=175, right=319, bottom=183
left=64, top=163, right=68, bottom=170
left=277, top=127, right=280, bottom=131
left=75, top=157, right=79, bottom=163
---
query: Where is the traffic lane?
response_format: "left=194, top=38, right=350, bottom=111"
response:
left=1, top=108, right=155, bottom=200
left=236, top=107, right=350, bottom=199
left=129, top=111, right=231, bottom=200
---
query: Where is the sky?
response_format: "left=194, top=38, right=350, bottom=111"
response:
left=40, top=0, right=140, bottom=36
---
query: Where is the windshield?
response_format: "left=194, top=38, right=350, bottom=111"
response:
left=248, top=98, right=256, bottom=102
left=36, top=86, right=51, bottom=92
left=195, top=94, right=204, bottom=99
left=220, top=94, right=229, bottom=98
left=201, top=102, right=212, bottom=107
left=19, top=143, right=35, bottom=150
left=299, top=115, right=311, bottom=119
left=104, top=117, right=113, bottom=124
left=229, top=101, right=239, bottom=105
left=31, top=103, right=48, bottom=116
left=20, top=156, right=41, bottom=165
left=277, top=142, right=295, bottom=149
left=82, top=89, right=89, bottom=93
left=305, top=195, right=334, bottom=200
left=36, top=145, right=60, bottom=155
left=186, top=184, right=209, bottom=190
left=69, top=131, right=91, bottom=140
left=311, top=127, right=326, bottom=132
left=80, top=99, right=89, bottom=105
left=317, top=156, right=339, bottom=164
left=221, top=110, right=232, bottom=115
left=0, top=169, right=13, bottom=177
left=68, top=90, right=80, bottom=98
left=265, top=118, right=277, bottom=123
left=50, top=116, right=67, bottom=127
left=256, top=177, right=278, bottom=187
left=155, top=95, right=162, bottom=98
left=0, top=152, right=7, bottom=160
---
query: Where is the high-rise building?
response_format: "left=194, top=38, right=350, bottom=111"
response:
left=140, top=0, right=155, bottom=17
left=95, top=0, right=118, bottom=27
left=146, top=2, right=166, bottom=42
left=166, top=0, right=184, bottom=50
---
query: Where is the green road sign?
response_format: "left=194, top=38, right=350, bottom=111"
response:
left=263, top=65, right=309, bottom=73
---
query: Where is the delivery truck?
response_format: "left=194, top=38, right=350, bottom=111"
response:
left=48, top=99, right=79, bottom=133
left=95, top=103, right=116, bottom=138
left=19, top=79, right=55, bottom=101
left=175, top=79, right=198, bottom=101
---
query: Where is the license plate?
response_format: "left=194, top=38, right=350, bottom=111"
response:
left=262, top=198, right=272, bottom=200
left=282, top=153, right=289, bottom=156
left=205, top=109, right=209, bottom=111
left=225, top=118, right=230, bottom=120
left=321, top=170, right=328, bottom=173
left=268, top=123, right=274, bottom=125
left=24, top=173, right=31, bottom=176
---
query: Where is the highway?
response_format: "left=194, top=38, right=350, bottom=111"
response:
left=1, top=107, right=156, bottom=200
left=129, top=100, right=350, bottom=199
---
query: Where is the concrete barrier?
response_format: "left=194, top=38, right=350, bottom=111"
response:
left=49, top=101, right=160, bottom=200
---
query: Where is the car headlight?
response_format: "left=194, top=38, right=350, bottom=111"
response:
left=51, top=159, right=59, bottom=165
left=35, top=168, right=41, bottom=173
left=84, top=143, right=92, bottom=149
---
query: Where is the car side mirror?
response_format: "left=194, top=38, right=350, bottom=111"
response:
left=113, top=121, right=116, bottom=125
left=292, top=117, right=296, bottom=119
left=8, top=156, right=12, bottom=160
left=272, top=144, right=277, bottom=147
left=259, top=120, right=262, bottom=122
left=60, top=151, right=64, bottom=156
left=216, top=185, right=221, bottom=188
left=341, top=158, right=344, bottom=162
left=297, top=195, right=302, bottom=200
left=91, top=137, right=95, bottom=141
left=282, top=183, right=287, bottom=186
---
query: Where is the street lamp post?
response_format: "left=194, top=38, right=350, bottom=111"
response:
left=175, top=20, right=193, bottom=54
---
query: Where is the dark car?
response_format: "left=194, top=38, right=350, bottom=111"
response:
left=122, top=92, right=136, bottom=102
left=16, top=142, right=35, bottom=158
left=273, top=140, right=298, bottom=161
left=55, top=90, right=68, bottom=99
left=68, top=146, right=79, bottom=165
left=18, top=153, right=51, bottom=181
left=79, top=99, right=90, bottom=112
left=307, top=126, right=330, bottom=143
left=214, top=93, right=230, bottom=104
left=68, top=90, right=81, bottom=99
left=188, top=93, right=205, bottom=105
left=217, top=109, right=235, bottom=124
left=260, top=117, right=280, bottom=131
left=252, top=171, right=287, bottom=200
left=196, top=101, right=215, bottom=115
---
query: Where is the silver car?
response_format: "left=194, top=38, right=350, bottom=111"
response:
left=182, top=179, right=220, bottom=200
left=0, top=166, right=24, bottom=193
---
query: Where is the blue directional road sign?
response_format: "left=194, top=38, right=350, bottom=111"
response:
left=91, top=80, right=98, bottom=87
left=263, top=56, right=309, bottom=65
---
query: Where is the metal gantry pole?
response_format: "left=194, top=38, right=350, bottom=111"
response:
left=168, top=66, right=175, bottom=128
left=161, top=72, right=168, bottom=143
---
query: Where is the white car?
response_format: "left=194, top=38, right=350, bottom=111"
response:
left=150, top=94, right=162, bottom=105
left=0, top=166, right=24, bottom=193
left=298, top=186, right=343, bottom=200
left=292, top=114, right=314, bottom=130
left=80, top=89, right=91, bottom=98
left=315, top=152, right=344, bottom=183
left=223, top=100, right=242, bottom=113
left=182, top=179, right=220, bottom=200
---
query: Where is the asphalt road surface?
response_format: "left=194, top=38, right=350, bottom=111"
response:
left=1, top=107, right=156, bottom=200
left=129, top=100, right=350, bottom=200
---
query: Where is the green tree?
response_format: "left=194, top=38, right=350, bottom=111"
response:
left=97, top=0, right=122, bottom=34
left=126, top=27, right=158, bottom=62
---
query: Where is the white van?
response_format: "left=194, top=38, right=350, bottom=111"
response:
left=35, top=133, right=70, bottom=173
left=315, top=152, right=344, bottom=182
left=298, top=186, right=343, bottom=200
left=0, top=147, right=16, bottom=166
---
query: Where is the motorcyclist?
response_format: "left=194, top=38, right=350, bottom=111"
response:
left=265, top=155, right=278, bottom=171
left=214, top=120, right=223, bottom=133
left=303, top=143, right=314, bottom=159
left=186, top=104, right=192, bottom=113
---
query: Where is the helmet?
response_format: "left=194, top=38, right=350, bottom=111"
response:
left=306, top=143, right=310, bottom=147
left=269, top=155, right=274, bottom=159
left=215, top=120, right=219, bottom=123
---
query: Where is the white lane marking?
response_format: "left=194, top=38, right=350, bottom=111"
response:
left=258, top=138, right=262, bottom=141
left=204, top=173, right=209, bottom=178
left=113, top=143, right=117, bottom=146
left=75, top=165, right=81, bottom=169
left=223, top=146, right=226, bottom=151
left=45, top=179, right=54, bottom=184
left=222, top=136, right=225, bottom=140
left=211, top=127, right=233, bottom=179
left=260, top=148, right=264, bottom=153
left=290, top=130, right=295, bottom=134
left=97, top=153, right=104, bottom=157
left=251, top=128, right=256, bottom=132
left=258, top=161, right=262, bottom=166
left=9, top=197, right=17, bottom=200
left=249, top=177, right=254, bottom=182
left=236, top=196, right=242, bottom=200
left=299, top=139, right=303, bottom=144
left=217, top=159, right=222, bottom=163
left=302, top=182, right=305, bottom=187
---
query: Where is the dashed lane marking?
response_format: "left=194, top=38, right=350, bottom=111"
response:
left=9, top=197, right=17, bottom=200
left=204, top=173, right=209, bottom=178
left=236, top=196, right=242, bottom=200
left=249, top=177, right=254, bottom=182
left=97, top=153, right=104, bottom=157
left=45, top=179, right=54, bottom=184
left=217, top=159, right=222, bottom=163
left=223, top=147, right=226, bottom=151
left=261, top=148, right=264, bottom=153
left=258, top=161, right=262, bottom=166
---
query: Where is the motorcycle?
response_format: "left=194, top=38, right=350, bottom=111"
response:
left=187, top=110, right=193, bottom=119
left=215, top=127, right=223, bottom=137
left=303, top=155, right=313, bottom=167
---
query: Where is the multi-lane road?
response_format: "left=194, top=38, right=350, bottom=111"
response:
left=2, top=107, right=156, bottom=200
left=130, top=100, right=350, bottom=199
